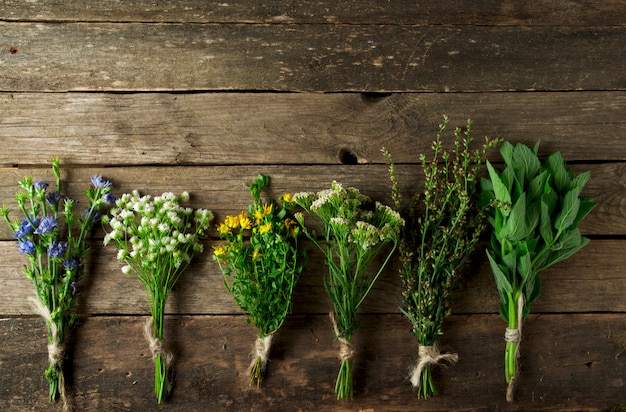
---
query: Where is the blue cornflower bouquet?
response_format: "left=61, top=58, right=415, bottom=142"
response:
left=0, top=158, right=114, bottom=407
left=102, top=190, right=213, bottom=403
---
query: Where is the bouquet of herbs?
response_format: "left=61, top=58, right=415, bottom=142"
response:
left=481, top=141, right=596, bottom=401
left=293, top=181, right=404, bottom=399
left=383, top=117, right=501, bottom=398
left=102, top=190, right=213, bottom=403
left=0, top=158, right=114, bottom=407
left=213, top=174, right=307, bottom=387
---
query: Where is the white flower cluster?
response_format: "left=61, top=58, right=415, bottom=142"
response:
left=294, top=181, right=405, bottom=252
left=103, top=190, right=213, bottom=272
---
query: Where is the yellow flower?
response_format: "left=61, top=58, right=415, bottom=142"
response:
left=259, top=222, right=272, bottom=234
left=262, top=203, right=273, bottom=216
left=225, top=214, right=240, bottom=229
left=281, top=193, right=294, bottom=204
left=254, top=209, right=264, bottom=224
left=252, top=248, right=262, bottom=260
left=238, top=212, right=252, bottom=230
left=213, top=246, right=226, bottom=258
left=217, top=222, right=231, bottom=236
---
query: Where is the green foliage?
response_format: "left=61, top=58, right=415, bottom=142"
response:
left=213, top=175, right=307, bottom=386
left=384, top=117, right=501, bottom=398
left=481, top=140, right=596, bottom=398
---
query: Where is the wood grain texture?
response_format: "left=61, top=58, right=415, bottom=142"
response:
left=1, top=23, right=625, bottom=92
left=1, top=92, right=625, bottom=165
left=1, top=0, right=624, bottom=26
left=1, top=314, right=625, bottom=411
left=0, top=239, right=623, bottom=316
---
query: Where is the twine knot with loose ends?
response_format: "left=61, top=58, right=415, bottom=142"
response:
left=409, top=343, right=458, bottom=389
left=251, top=334, right=274, bottom=372
left=143, top=317, right=174, bottom=392
left=329, top=312, right=355, bottom=362
left=29, top=296, right=70, bottom=412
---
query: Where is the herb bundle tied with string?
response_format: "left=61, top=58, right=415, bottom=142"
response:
left=1, top=158, right=114, bottom=409
left=213, top=174, right=307, bottom=387
left=481, top=141, right=595, bottom=401
left=293, top=181, right=404, bottom=400
left=103, top=190, right=213, bottom=403
left=383, top=117, right=501, bottom=398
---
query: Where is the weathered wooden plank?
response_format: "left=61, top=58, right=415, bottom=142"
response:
left=1, top=23, right=625, bottom=92
left=1, top=92, right=625, bottom=165
left=0, top=163, right=621, bottom=239
left=1, top=0, right=624, bottom=26
left=1, top=314, right=624, bottom=411
left=0, top=239, right=622, bottom=316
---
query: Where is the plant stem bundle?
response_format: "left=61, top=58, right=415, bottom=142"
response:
left=384, top=117, right=500, bottom=398
left=294, top=181, right=404, bottom=399
left=1, top=158, right=114, bottom=409
left=481, top=141, right=596, bottom=401
left=213, top=174, right=307, bottom=387
left=103, top=191, right=212, bottom=403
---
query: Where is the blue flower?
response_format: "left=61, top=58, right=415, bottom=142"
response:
left=13, top=217, right=38, bottom=239
left=34, top=180, right=49, bottom=191
left=34, top=216, right=58, bottom=235
left=64, top=256, right=80, bottom=270
left=48, top=240, right=68, bottom=259
left=17, top=239, right=36, bottom=255
left=46, top=191, right=63, bottom=206
left=103, top=192, right=116, bottom=205
left=85, top=208, right=101, bottom=224
left=90, top=175, right=112, bottom=189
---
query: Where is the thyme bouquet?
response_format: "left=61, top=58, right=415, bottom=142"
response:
left=103, top=190, right=213, bottom=403
left=383, top=117, right=501, bottom=398
left=0, top=158, right=114, bottom=407
left=294, top=181, right=404, bottom=400
left=481, top=141, right=596, bottom=401
left=213, top=174, right=307, bottom=387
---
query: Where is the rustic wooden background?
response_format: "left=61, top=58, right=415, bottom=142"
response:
left=1, top=1, right=625, bottom=411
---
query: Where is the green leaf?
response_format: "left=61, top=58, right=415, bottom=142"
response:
left=554, top=188, right=581, bottom=231
left=487, top=250, right=513, bottom=294
left=503, top=193, right=527, bottom=241
left=553, top=226, right=582, bottom=250
left=538, top=237, right=590, bottom=271
left=512, top=142, right=541, bottom=188
left=517, top=242, right=533, bottom=283
left=500, top=141, right=514, bottom=168
left=486, top=161, right=511, bottom=210
left=544, top=152, right=568, bottom=193
left=528, top=170, right=549, bottom=202
left=524, top=275, right=541, bottom=309
left=571, top=171, right=590, bottom=191
left=540, top=198, right=554, bottom=244
left=574, top=197, right=597, bottom=226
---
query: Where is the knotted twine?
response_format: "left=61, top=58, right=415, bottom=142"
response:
left=504, top=293, right=525, bottom=402
left=143, top=317, right=174, bottom=395
left=28, top=296, right=70, bottom=412
left=409, top=343, right=459, bottom=388
left=249, top=334, right=274, bottom=375
left=329, top=312, right=355, bottom=363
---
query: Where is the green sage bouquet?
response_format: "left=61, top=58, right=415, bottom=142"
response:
left=293, top=181, right=404, bottom=399
left=481, top=141, right=596, bottom=401
left=103, top=190, right=213, bottom=403
left=213, top=174, right=307, bottom=387
left=0, top=158, right=114, bottom=407
left=383, top=117, right=501, bottom=398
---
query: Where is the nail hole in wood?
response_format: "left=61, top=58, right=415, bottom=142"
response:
left=339, top=148, right=358, bottom=165
left=10, top=47, right=18, bottom=55
left=360, top=92, right=392, bottom=104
